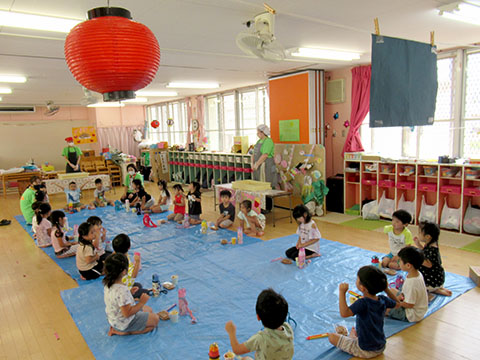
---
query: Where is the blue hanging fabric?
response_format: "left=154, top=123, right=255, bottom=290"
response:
left=370, top=34, right=438, bottom=128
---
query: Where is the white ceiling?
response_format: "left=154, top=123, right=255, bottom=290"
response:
left=0, top=0, right=478, bottom=105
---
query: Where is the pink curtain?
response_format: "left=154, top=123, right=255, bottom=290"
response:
left=342, top=65, right=371, bottom=155
left=97, top=126, right=143, bottom=158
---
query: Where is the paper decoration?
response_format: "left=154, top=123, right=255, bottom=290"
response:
left=279, top=119, right=300, bottom=142
left=72, top=126, right=97, bottom=144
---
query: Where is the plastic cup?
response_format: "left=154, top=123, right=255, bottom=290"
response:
left=171, top=275, right=178, bottom=286
left=169, top=310, right=179, bottom=323
left=231, top=237, right=236, bottom=245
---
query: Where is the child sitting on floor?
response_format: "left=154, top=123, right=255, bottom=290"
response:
left=76, top=222, right=105, bottom=280
left=31, top=201, right=43, bottom=236
left=34, top=203, right=52, bottom=248
left=92, top=178, right=114, bottom=207
left=328, top=266, right=398, bottom=359
left=87, top=216, right=112, bottom=258
left=414, top=221, right=452, bottom=299
left=386, top=246, right=428, bottom=322
left=225, top=288, right=294, bottom=360
left=212, top=190, right=235, bottom=230
left=187, top=181, right=202, bottom=225
left=238, top=200, right=265, bottom=237
left=103, top=253, right=168, bottom=336
left=164, top=184, right=185, bottom=223
left=285, top=204, right=321, bottom=261
left=50, top=210, right=78, bottom=258
left=150, top=180, right=171, bottom=213
left=53, top=181, right=90, bottom=211
left=112, top=234, right=149, bottom=299
left=382, top=210, right=413, bottom=273
left=131, top=179, right=154, bottom=211
left=34, top=183, right=48, bottom=203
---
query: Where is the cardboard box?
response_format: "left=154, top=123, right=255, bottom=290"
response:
left=470, top=266, right=480, bottom=287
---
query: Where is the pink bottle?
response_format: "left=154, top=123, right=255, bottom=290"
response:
left=298, top=248, right=306, bottom=269
left=237, top=227, right=243, bottom=244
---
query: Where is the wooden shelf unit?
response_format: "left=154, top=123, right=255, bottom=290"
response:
left=344, top=157, right=480, bottom=233
left=168, top=151, right=253, bottom=188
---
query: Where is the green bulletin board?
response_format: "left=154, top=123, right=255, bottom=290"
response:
left=279, top=119, right=300, bottom=142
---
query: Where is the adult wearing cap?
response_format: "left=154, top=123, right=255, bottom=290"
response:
left=252, top=124, right=277, bottom=188
left=62, top=137, right=83, bottom=173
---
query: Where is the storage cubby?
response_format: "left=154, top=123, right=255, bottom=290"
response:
left=168, top=151, right=253, bottom=188
left=343, top=154, right=480, bottom=234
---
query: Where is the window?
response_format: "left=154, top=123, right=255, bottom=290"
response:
left=146, top=102, right=187, bottom=145
left=464, top=51, right=480, bottom=158
left=146, top=85, right=269, bottom=152
left=360, top=55, right=457, bottom=160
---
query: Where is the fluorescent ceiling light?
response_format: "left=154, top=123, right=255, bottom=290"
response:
left=0, top=87, right=12, bottom=94
left=0, top=97, right=2, bottom=102
left=136, top=90, right=178, bottom=97
left=0, top=75, right=27, bottom=83
left=87, top=103, right=125, bottom=108
left=122, top=97, right=148, bottom=103
left=0, top=10, right=81, bottom=33
left=166, top=82, right=220, bottom=89
left=438, top=1, right=480, bottom=25
left=290, top=47, right=361, bottom=61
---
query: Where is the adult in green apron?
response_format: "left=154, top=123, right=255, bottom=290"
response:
left=20, top=175, right=42, bottom=224
left=252, top=125, right=277, bottom=189
left=62, top=137, right=83, bottom=173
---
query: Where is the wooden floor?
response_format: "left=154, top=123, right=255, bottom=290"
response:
left=0, top=182, right=479, bottom=360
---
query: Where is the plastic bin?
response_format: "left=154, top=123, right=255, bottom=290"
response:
left=379, top=179, right=395, bottom=188
left=397, top=181, right=415, bottom=190
left=418, top=183, right=437, bottom=192
left=440, top=185, right=461, bottom=194
left=463, top=187, right=480, bottom=196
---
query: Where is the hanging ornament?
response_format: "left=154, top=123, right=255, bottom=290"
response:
left=65, top=7, right=160, bottom=102
left=151, top=120, right=160, bottom=129
left=167, top=118, right=174, bottom=127
left=343, top=120, right=350, bottom=128
left=333, top=112, right=339, bottom=120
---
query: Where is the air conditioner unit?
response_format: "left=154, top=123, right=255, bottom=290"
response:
left=326, top=79, right=345, bottom=104
left=0, top=106, right=36, bottom=113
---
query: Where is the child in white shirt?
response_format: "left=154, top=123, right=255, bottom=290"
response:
left=285, top=204, right=321, bottom=260
left=238, top=200, right=266, bottom=237
left=387, top=246, right=428, bottom=322
left=103, top=253, right=168, bottom=336
left=34, top=203, right=52, bottom=248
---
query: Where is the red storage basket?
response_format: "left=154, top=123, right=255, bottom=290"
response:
left=379, top=179, right=395, bottom=188
left=418, top=183, right=437, bottom=192
left=440, top=185, right=461, bottom=194
left=463, top=187, right=480, bottom=196
left=396, top=181, right=415, bottom=190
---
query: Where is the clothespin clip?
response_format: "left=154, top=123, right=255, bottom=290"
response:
left=374, top=18, right=384, bottom=44
left=430, top=31, right=437, bottom=54
left=374, top=18, right=380, bottom=36
left=264, top=3, right=276, bottom=14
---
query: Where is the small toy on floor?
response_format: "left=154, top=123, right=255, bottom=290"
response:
left=208, top=343, right=220, bottom=360
left=389, top=274, right=405, bottom=291
left=143, top=214, right=157, bottom=228
left=179, top=288, right=197, bottom=324
left=306, top=332, right=328, bottom=340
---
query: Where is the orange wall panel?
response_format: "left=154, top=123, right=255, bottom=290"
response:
left=269, top=72, right=310, bottom=144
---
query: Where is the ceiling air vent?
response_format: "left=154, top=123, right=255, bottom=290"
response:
left=0, top=106, right=36, bottom=113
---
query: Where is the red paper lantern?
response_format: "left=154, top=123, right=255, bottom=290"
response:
left=151, top=120, right=160, bottom=128
left=65, top=7, right=160, bottom=102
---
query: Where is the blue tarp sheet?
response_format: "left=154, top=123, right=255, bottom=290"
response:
left=16, top=210, right=476, bottom=359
